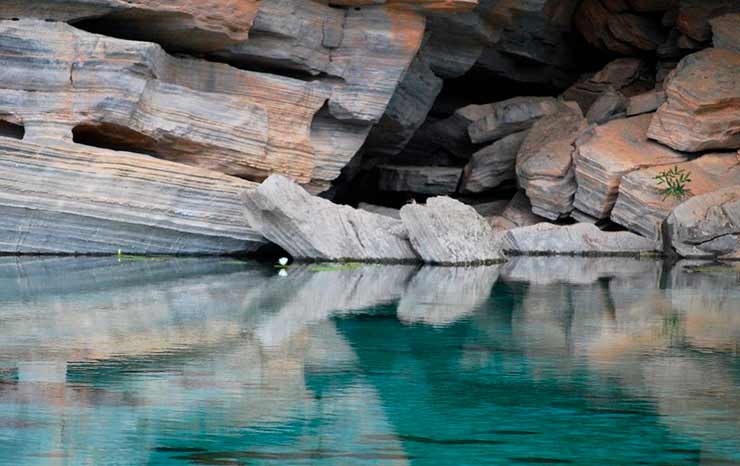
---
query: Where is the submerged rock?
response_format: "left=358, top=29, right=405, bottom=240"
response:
left=503, top=223, right=659, bottom=256
left=243, top=175, right=417, bottom=262
left=400, top=197, right=506, bottom=265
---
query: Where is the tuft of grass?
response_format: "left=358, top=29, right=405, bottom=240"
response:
left=655, top=166, right=692, bottom=201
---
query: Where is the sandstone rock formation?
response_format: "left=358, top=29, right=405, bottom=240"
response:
left=242, top=175, right=417, bottom=262
left=573, top=114, right=690, bottom=220
left=648, top=48, right=740, bottom=152
left=459, top=131, right=528, bottom=194
left=0, top=139, right=263, bottom=254
left=710, top=13, right=740, bottom=53
left=468, top=97, right=560, bottom=144
left=667, top=187, right=740, bottom=258
left=516, top=103, right=588, bottom=220
left=400, top=197, right=506, bottom=264
left=504, top=223, right=660, bottom=256
left=612, top=153, right=740, bottom=242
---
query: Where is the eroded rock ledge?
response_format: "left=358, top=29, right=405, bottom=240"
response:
left=0, top=0, right=737, bottom=260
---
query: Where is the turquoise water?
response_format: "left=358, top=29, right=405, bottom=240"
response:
left=0, top=257, right=738, bottom=466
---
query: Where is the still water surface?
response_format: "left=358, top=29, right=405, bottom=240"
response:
left=0, top=257, right=738, bottom=466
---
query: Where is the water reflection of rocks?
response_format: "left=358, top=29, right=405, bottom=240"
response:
left=0, top=257, right=737, bottom=464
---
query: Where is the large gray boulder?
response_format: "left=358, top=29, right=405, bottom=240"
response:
left=400, top=197, right=506, bottom=265
left=667, top=187, right=740, bottom=259
left=504, top=223, right=660, bottom=256
left=243, top=175, right=417, bottom=262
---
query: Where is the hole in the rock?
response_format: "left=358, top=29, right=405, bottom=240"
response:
left=72, top=123, right=158, bottom=156
left=0, top=120, right=25, bottom=140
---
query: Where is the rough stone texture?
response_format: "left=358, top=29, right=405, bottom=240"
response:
left=612, top=152, right=740, bottom=242
left=586, top=88, right=627, bottom=124
left=504, top=223, right=660, bottom=255
left=562, top=58, right=653, bottom=113
left=0, top=139, right=263, bottom=254
left=626, top=90, right=666, bottom=116
left=397, top=265, right=501, bottom=326
left=400, top=197, right=506, bottom=264
left=710, top=13, right=740, bottom=52
left=468, top=97, right=560, bottom=144
left=648, top=48, right=740, bottom=152
left=574, top=114, right=691, bottom=219
left=0, top=0, right=260, bottom=52
left=358, top=203, right=402, bottom=219
left=459, top=130, right=528, bottom=194
left=667, top=187, right=740, bottom=258
left=675, top=0, right=740, bottom=43
left=516, top=103, right=588, bottom=220
left=377, top=165, right=462, bottom=195
left=489, top=191, right=548, bottom=231
left=242, top=175, right=417, bottom=262
left=0, top=20, right=329, bottom=184
left=429, top=104, right=491, bottom=159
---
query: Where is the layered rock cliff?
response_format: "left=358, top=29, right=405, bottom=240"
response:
left=0, top=0, right=738, bottom=259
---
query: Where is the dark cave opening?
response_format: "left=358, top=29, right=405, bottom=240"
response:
left=0, top=120, right=25, bottom=140
left=72, top=123, right=159, bottom=157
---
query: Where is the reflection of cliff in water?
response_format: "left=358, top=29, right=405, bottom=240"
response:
left=0, top=257, right=737, bottom=464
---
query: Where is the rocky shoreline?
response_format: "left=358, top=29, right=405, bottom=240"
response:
left=0, top=1, right=737, bottom=262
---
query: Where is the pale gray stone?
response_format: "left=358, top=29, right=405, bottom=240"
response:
left=459, top=130, right=528, bottom=194
left=400, top=197, right=506, bottom=265
left=504, top=223, right=659, bottom=255
left=243, top=175, right=417, bottom=262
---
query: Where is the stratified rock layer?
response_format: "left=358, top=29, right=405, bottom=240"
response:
left=468, top=97, right=559, bottom=144
left=242, top=175, right=417, bottom=262
left=648, top=48, right=740, bottom=152
left=516, top=103, right=587, bottom=220
left=459, top=131, right=528, bottom=194
left=667, top=187, right=740, bottom=258
left=377, top=165, right=462, bottom=195
left=574, top=114, right=690, bottom=219
left=612, top=153, right=740, bottom=242
left=0, top=139, right=263, bottom=254
left=504, top=223, right=659, bottom=256
left=400, top=197, right=506, bottom=264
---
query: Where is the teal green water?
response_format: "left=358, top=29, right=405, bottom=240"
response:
left=0, top=257, right=738, bottom=466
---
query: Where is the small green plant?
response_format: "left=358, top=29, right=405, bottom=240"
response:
left=655, top=166, right=692, bottom=201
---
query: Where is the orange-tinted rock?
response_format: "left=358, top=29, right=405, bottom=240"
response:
left=574, top=114, right=690, bottom=220
left=648, top=48, right=740, bottom=152
left=612, top=152, right=740, bottom=242
left=710, top=13, right=740, bottom=52
left=0, top=0, right=260, bottom=52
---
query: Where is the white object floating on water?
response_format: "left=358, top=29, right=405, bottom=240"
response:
left=278, top=257, right=289, bottom=266
left=278, top=269, right=288, bottom=277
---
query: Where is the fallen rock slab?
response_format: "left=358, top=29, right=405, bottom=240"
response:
left=648, top=48, right=740, bottom=152
left=459, top=130, right=528, bottom=194
left=667, top=187, right=740, bottom=258
left=0, top=139, right=264, bottom=254
left=516, top=102, right=588, bottom=220
left=243, top=175, right=417, bottom=262
left=612, top=152, right=740, bottom=242
left=574, top=114, right=690, bottom=219
left=504, top=223, right=660, bottom=256
left=400, top=197, right=506, bottom=265
left=468, top=97, right=559, bottom=144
